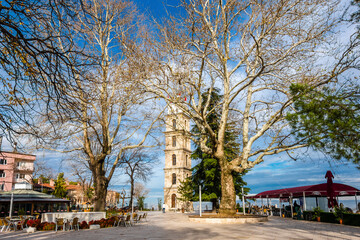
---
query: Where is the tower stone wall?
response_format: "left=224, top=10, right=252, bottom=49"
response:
left=164, top=106, right=192, bottom=211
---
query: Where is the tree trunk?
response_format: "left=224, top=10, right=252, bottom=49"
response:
left=219, top=168, right=236, bottom=215
left=92, top=164, right=108, bottom=211
left=129, top=178, right=134, bottom=209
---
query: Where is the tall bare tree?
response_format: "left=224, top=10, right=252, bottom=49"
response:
left=140, top=0, right=349, bottom=214
left=119, top=148, right=157, bottom=210
left=36, top=0, right=163, bottom=211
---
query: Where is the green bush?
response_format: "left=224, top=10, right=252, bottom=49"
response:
left=319, top=212, right=337, bottom=223
left=303, top=210, right=360, bottom=226
left=334, top=205, right=345, bottom=221
left=312, top=207, right=323, bottom=220
left=237, top=207, right=249, bottom=213
left=343, top=213, right=360, bottom=226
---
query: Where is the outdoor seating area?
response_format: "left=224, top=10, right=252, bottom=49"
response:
left=243, top=171, right=360, bottom=226
left=111, top=212, right=147, bottom=228
left=0, top=211, right=149, bottom=233
left=0, top=215, right=37, bottom=232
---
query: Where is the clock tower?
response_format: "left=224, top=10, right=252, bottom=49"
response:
left=164, top=104, right=192, bottom=211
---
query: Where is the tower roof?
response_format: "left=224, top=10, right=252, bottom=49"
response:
left=168, top=103, right=183, bottom=115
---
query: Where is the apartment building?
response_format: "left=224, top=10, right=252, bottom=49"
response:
left=0, top=151, right=36, bottom=191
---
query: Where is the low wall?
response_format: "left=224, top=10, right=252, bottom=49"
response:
left=41, top=212, right=106, bottom=223
left=188, top=215, right=268, bottom=224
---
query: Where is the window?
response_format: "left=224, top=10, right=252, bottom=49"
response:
left=172, top=119, right=176, bottom=129
left=16, top=173, right=25, bottom=179
left=0, top=159, right=7, bottom=165
left=0, top=184, right=4, bottom=191
left=185, top=155, right=188, bottom=166
left=172, top=136, right=176, bottom=147
left=185, top=120, right=187, bottom=129
left=172, top=173, right=176, bottom=185
left=172, top=154, right=176, bottom=165
left=0, top=170, right=5, bottom=178
left=17, top=162, right=25, bottom=168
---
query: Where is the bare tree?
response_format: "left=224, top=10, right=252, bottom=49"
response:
left=119, top=148, right=157, bottom=210
left=0, top=0, right=88, bottom=142
left=35, top=0, right=163, bottom=211
left=31, top=159, right=55, bottom=183
left=140, top=0, right=348, bottom=214
left=67, top=154, right=94, bottom=203
left=133, top=182, right=150, bottom=210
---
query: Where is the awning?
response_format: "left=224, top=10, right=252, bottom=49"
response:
left=0, top=189, right=71, bottom=203
left=249, top=183, right=360, bottom=199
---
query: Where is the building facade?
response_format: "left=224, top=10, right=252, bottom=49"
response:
left=0, top=151, right=36, bottom=191
left=164, top=105, right=192, bottom=211
left=35, top=179, right=120, bottom=208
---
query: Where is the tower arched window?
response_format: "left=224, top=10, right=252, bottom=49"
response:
left=185, top=120, right=187, bottom=129
left=172, top=154, right=176, bottom=165
left=172, top=119, right=176, bottom=129
left=172, top=173, right=176, bottom=185
left=172, top=136, right=176, bottom=147
left=185, top=155, right=188, bottom=166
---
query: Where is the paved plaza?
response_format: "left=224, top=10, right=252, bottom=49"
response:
left=0, top=212, right=359, bottom=240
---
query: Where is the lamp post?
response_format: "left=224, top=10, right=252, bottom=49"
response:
left=199, top=185, right=202, bottom=217
left=242, top=187, right=246, bottom=215
left=9, top=192, right=13, bottom=218
left=120, top=189, right=126, bottom=208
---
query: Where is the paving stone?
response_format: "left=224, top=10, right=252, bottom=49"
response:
left=0, top=212, right=359, bottom=239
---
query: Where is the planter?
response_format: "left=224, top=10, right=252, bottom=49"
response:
left=317, top=216, right=321, bottom=222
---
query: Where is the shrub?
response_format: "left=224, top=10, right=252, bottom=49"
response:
left=334, top=205, right=346, bottom=221
left=304, top=211, right=360, bottom=226
left=80, top=221, right=89, bottom=229
left=343, top=213, right=360, bottom=226
left=38, top=222, right=55, bottom=231
left=312, top=207, right=323, bottom=220
left=88, top=217, right=116, bottom=228
left=26, top=219, right=41, bottom=228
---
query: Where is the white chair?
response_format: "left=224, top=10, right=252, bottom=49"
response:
left=133, top=214, right=142, bottom=224
left=0, top=218, right=7, bottom=232
left=142, top=213, right=148, bottom=222
left=5, top=218, right=16, bottom=231
left=55, top=218, right=66, bottom=232
left=124, top=215, right=132, bottom=227
left=69, top=217, right=79, bottom=231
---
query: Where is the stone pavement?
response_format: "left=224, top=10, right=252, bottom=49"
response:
left=0, top=212, right=360, bottom=240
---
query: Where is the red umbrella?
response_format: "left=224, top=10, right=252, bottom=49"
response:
left=325, top=171, right=338, bottom=208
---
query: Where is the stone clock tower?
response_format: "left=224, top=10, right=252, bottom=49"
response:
left=164, top=104, right=192, bottom=211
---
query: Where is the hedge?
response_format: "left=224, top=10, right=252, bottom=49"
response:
left=303, top=211, right=360, bottom=226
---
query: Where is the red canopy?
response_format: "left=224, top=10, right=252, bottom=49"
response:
left=250, top=183, right=360, bottom=199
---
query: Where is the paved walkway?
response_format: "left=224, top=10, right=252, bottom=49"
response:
left=0, top=212, right=360, bottom=240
